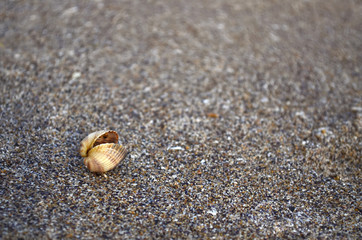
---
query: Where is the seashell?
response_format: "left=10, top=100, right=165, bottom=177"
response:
left=80, top=130, right=127, bottom=173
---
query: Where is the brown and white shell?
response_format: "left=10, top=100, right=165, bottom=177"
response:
left=79, top=130, right=127, bottom=173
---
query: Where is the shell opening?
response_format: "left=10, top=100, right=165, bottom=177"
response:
left=93, top=131, right=119, bottom=147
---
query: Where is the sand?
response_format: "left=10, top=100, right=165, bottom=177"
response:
left=0, top=0, right=361, bottom=239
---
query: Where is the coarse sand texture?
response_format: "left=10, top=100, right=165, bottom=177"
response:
left=0, top=0, right=361, bottom=239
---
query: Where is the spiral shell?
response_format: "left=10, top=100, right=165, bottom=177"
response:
left=79, top=130, right=127, bottom=173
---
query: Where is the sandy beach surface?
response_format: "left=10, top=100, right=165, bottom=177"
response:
left=0, top=0, right=361, bottom=239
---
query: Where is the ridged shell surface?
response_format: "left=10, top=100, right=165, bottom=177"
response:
left=79, top=130, right=126, bottom=173
left=80, top=130, right=119, bottom=157
left=84, top=143, right=127, bottom=172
